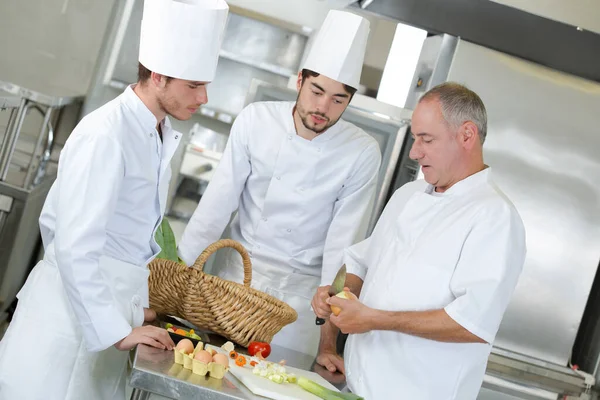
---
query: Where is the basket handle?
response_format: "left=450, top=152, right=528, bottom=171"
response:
left=191, top=239, right=252, bottom=287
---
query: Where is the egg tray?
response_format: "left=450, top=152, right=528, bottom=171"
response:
left=174, top=341, right=229, bottom=379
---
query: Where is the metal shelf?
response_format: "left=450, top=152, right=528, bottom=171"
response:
left=218, top=50, right=295, bottom=78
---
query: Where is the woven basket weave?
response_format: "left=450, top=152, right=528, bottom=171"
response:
left=148, top=239, right=298, bottom=346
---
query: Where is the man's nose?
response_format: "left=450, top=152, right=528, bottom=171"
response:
left=409, top=140, right=423, bottom=160
left=197, top=86, right=208, bottom=105
left=316, top=96, right=330, bottom=114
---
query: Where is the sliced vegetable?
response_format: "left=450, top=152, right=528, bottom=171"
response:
left=250, top=361, right=258, bottom=367
left=229, top=351, right=238, bottom=360
left=235, top=355, right=247, bottom=367
left=251, top=361, right=295, bottom=384
left=269, top=374, right=284, bottom=384
left=297, top=377, right=364, bottom=400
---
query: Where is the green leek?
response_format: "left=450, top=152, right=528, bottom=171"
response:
left=297, top=377, right=364, bottom=400
left=155, top=218, right=179, bottom=263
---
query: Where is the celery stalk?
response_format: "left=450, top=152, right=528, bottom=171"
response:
left=297, top=377, right=364, bottom=400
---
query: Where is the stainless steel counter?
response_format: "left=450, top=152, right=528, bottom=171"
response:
left=128, top=318, right=591, bottom=400
left=130, top=344, right=262, bottom=400
left=129, top=334, right=345, bottom=400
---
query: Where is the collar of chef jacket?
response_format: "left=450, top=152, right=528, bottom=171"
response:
left=121, top=84, right=176, bottom=141
left=121, top=84, right=181, bottom=180
left=424, top=166, right=492, bottom=197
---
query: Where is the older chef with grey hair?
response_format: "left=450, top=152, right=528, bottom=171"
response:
left=178, top=10, right=382, bottom=357
left=0, top=1, right=228, bottom=399
left=312, top=82, right=527, bottom=399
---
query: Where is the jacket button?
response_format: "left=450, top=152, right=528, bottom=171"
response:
left=276, top=176, right=281, bottom=180
left=288, top=135, right=292, bottom=140
left=262, top=217, right=267, bottom=222
left=287, top=229, right=291, bottom=233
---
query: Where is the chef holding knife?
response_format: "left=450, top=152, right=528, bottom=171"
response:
left=178, top=10, right=381, bottom=357
left=0, top=1, right=228, bottom=398
left=312, top=83, right=527, bottom=399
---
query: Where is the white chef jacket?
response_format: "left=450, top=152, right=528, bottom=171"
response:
left=178, top=101, right=381, bottom=287
left=37, top=85, right=182, bottom=351
left=343, top=168, right=526, bottom=400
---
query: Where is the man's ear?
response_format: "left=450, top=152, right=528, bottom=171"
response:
left=461, top=121, right=480, bottom=149
left=151, top=71, right=167, bottom=89
left=296, top=71, right=303, bottom=92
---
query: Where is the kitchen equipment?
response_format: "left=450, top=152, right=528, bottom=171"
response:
left=315, top=265, right=346, bottom=325
left=0, top=82, right=83, bottom=326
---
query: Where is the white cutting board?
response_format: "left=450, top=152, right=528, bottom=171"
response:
left=206, top=344, right=341, bottom=400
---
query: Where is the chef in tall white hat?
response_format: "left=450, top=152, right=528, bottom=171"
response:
left=178, top=9, right=381, bottom=357
left=0, top=1, right=228, bottom=398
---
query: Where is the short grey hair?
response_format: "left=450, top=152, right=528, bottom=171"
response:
left=419, top=82, right=488, bottom=144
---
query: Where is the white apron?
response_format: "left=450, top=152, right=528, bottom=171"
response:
left=0, top=252, right=149, bottom=400
left=216, top=246, right=321, bottom=357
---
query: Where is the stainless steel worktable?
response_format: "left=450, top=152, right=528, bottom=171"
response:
left=129, top=333, right=346, bottom=400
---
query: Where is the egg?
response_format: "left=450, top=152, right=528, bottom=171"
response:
left=212, top=353, right=229, bottom=367
left=194, top=350, right=213, bottom=364
left=175, top=339, right=194, bottom=354
left=206, top=348, right=217, bottom=356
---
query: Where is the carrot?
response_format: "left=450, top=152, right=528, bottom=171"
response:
left=235, top=355, right=247, bottom=367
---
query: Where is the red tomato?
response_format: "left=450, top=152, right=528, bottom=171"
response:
left=248, top=341, right=271, bottom=358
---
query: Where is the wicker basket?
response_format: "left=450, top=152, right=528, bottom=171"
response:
left=148, top=239, right=298, bottom=347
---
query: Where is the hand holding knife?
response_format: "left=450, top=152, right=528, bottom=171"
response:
left=315, top=265, right=346, bottom=325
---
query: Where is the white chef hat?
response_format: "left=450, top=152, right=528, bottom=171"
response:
left=139, top=0, right=229, bottom=82
left=301, top=10, right=370, bottom=89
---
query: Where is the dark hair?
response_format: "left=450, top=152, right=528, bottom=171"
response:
left=301, top=69, right=358, bottom=97
left=137, top=62, right=173, bottom=85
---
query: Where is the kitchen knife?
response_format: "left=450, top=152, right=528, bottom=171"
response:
left=315, top=265, right=346, bottom=325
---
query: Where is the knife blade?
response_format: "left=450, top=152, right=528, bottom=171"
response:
left=316, top=265, right=346, bottom=325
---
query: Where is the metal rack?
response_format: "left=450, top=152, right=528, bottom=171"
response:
left=0, top=80, right=83, bottom=190
left=0, top=80, right=83, bottom=325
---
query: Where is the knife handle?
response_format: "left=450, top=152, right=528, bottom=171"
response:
left=315, top=317, right=325, bottom=325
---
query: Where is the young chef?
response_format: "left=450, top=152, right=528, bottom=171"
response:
left=178, top=10, right=382, bottom=356
left=312, top=82, right=527, bottom=399
left=0, top=1, right=228, bottom=398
